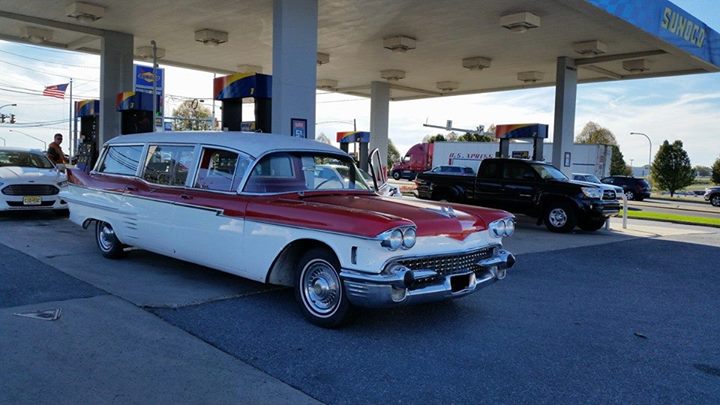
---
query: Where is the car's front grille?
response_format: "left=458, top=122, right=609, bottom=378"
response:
left=1, top=185, right=59, bottom=196
left=602, top=190, right=616, bottom=200
left=396, top=247, right=494, bottom=276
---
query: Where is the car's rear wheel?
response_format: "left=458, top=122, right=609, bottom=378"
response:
left=544, top=203, right=576, bottom=233
left=578, top=218, right=606, bottom=231
left=295, top=247, right=353, bottom=328
left=95, top=221, right=125, bottom=259
left=625, top=190, right=635, bottom=201
left=392, top=171, right=401, bottom=180
left=711, top=194, right=720, bottom=207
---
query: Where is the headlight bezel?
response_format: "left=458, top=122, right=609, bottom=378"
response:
left=489, top=217, right=515, bottom=238
left=379, top=226, right=417, bottom=251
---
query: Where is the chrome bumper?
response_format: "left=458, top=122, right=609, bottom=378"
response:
left=340, top=249, right=516, bottom=308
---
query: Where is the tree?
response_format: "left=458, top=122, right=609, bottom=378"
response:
left=610, top=145, right=630, bottom=175
left=458, top=132, right=495, bottom=142
left=694, top=165, right=712, bottom=177
left=172, top=100, right=212, bottom=131
left=387, top=138, right=400, bottom=167
left=712, top=158, right=720, bottom=184
left=422, top=134, right=447, bottom=143
left=575, top=121, right=617, bottom=145
left=651, top=140, right=695, bottom=197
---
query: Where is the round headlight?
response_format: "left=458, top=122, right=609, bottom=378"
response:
left=492, top=220, right=506, bottom=238
left=504, top=218, right=515, bottom=237
left=388, top=229, right=403, bottom=250
left=402, top=227, right=416, bottom=249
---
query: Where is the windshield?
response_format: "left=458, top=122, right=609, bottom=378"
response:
left=531, top=163, right=568, bottom=181
left=0, top=150, right=55, bottom=169
left=243, top=151, right=371, bottom=193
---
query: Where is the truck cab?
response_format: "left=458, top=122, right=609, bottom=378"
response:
left=391, top=143, right=433, bottom=180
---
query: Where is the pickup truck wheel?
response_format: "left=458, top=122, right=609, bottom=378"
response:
left=95, top=221, right=126, bottom=259
left=544, top=203, right=576, bottom=233
left=295, top=247, right=353, bottom=328
left=711, top=194, right=720, bottom=207
left=579, top=218, right=606, bottom=232
left=392, top=171, right=401, bottom=180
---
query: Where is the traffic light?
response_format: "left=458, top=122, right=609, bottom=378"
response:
left=9, top=114, right=15, bottom=124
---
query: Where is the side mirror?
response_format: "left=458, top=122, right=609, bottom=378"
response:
left=368, top=148, right=387, bottom=191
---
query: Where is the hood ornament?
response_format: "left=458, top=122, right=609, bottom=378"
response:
left=439, top=205, right=456, bottom=218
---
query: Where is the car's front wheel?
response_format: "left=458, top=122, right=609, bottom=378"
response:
left=544, top=203, right=576, bottom=233
left=711, top=194, right=720, bottom=207
left=95, top=221, right=125, bottom=259
left=392, top=171, right=401, bottom=180
left=295, top=247, right=353, bottom=328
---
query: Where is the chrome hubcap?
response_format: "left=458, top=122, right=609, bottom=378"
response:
left=98, top=223, right=115, bottom=251
left=712, top=196, right=720, bottom=206
left=626, top=191, right=634, bottom=200
left=549, top=208, right=568, bottom=228
left=302, top=259, right=340, bottom=316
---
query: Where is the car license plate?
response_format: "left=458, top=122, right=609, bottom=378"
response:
left=23, top=196, right=42, bottom=205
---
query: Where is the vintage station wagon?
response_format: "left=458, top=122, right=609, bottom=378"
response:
left=61, top=132, right=516, bottom=327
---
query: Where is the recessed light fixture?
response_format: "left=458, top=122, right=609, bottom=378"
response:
left=21, top=26, right=53, bottom=44
left=500, top=12, right=541, bottom=33
left=462, top=56, right=492, bottom=71
left=194, top=29, right=228, bottom=46
left=135, top=46, right=165, bottom=60
left=317, top=79, right=338, bottom=90
left=517, top=71, right=544, bottom=83
left=380, top=69, right=406, bottom=81
left=66, top=2, right=105, bottom=23
left=622, top=59, right=649, bottom=73
left=436, top=81, right=459, bottom=92
left=573, top=40, right=607, bottom=56
left=383, top=36, right=416, bottom=52
left=317, top=52, right=330, bottom=65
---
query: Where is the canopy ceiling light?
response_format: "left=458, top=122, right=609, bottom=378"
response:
left=317, top=52, right=330, bottom=65
left=436, top=81, right=459, bottom=92
left=135, top=46, right=165, bottom=60
left=317, top=79, right=338, bottom=91
left=383, top=35, right=416, bottom=52
left=573, top=40, right=607, bottom=56
left=500, top=12, right=541, bottom=33
left=21, top=26, right=53, bottom=44
left=66, top=2, right=105, bottom=23
left=380, top=69, right=406, bottom=81
left=623, top=59, right=649, bottom=73
left=237, top=64, right=262, bottom=73
left=462, top=56, right=492, bottom=71
left=194, top=29, right=228, bottom=46
left=517, top=71, right=544, bottom=83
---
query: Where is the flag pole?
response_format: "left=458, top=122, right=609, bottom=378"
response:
left=68, top=78, right=73, bottom=157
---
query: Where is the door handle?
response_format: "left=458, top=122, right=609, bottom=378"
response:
left=125, top=185, right=137, bottom=192
left=180, top=194, right=193, bottom=200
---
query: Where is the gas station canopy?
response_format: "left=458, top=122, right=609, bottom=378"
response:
left=0, top=0, right=718, bottom=101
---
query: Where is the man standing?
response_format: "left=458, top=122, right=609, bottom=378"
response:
left=47, top=133, right=68, bottom=165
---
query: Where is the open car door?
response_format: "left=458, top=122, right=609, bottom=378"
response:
left=367, top=148, right=400, bottom=197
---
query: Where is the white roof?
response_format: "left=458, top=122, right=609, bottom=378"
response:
left=104, top=131, right=346, bottom=159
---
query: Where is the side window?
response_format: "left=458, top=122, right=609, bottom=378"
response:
left=97, top=145, right=143, bottom=176
left=194, top=147, right=247, bottom=192
left=503, top=161, right=533, bottom=180
left=142, top=144, right=195, bottom=186
left=478, top=161, right=499, bottom=179
left=252, top=153, right=294, bottom=177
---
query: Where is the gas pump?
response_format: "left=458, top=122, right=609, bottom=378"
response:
left=75, top=99, right=100, bottom=171
left=116, top=91, right=160, bottom=135
left=495, top=123, right=548, bottom=160
left=336, top=131, right=370, bottom=171
left=213, top=73, right=272, bottom=132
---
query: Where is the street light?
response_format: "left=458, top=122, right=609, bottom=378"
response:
left=9, top=129, right=47, bottom=149
left=0, top=103, right=17, bottom=110
left=630, top=132, right=652, bottom=177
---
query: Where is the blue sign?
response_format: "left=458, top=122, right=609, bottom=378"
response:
left=291, top=118, right=307, bottom=138
left=134, top=64, right=164, bottom=95
left=587, top=0, right=719, bottom=68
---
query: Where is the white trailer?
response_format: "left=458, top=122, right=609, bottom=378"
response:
left=431, top=142, right=614, bottom=178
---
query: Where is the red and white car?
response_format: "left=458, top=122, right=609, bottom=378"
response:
left=61, top=132, right=516, bottom=327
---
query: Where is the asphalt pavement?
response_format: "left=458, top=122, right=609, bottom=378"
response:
left=1, top=211, right=720, bottom=404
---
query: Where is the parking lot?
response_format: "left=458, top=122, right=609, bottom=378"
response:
left=2, top=211, right=720, bottom=404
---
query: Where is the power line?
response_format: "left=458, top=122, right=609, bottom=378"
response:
left=0, top=60, right=98, bottom=82
left=0, top=49, right=98, bottom=69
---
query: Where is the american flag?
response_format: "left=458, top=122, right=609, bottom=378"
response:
left=42, top=83, right=69, bottom=99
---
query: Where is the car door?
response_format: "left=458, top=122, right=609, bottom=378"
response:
left=472, top=160, right=504, bottom=206
left=500, top=160, right=539, bottom=211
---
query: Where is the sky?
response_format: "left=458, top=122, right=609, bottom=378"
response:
left=0, top=0, right=719, bottom=167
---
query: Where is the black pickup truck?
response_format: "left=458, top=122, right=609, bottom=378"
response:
left=416, top=158, right=621, bottom=233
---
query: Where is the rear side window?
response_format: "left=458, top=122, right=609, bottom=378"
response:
left=194, top=147, right=250, bottom=192
left=142, top=144, right=195, bottom=186
left=478, top=161, right=499, bottom=178
left=98, top=145, right=143, bottom=176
